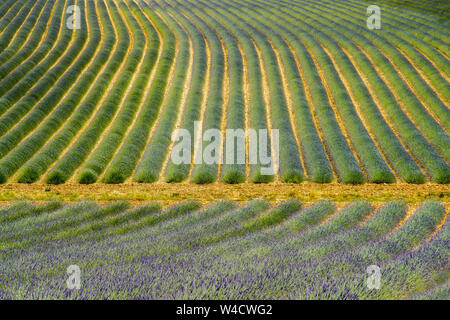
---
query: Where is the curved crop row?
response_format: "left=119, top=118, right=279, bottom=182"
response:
left=0, top=0, right=36, bottom=53
left=0, top=201, right=62, bottom=224
left=0, top=201, right=100, bottom=247
left=98, top=200, right=232, bottom=242
left=0, top=0, right=105, bottom=183
left=108, top=200, right=201, bottom=236
left=297, top=200, right=407, bottom=260
left=159, top=1, right=212, bottom=184
left=0, top=0, right=70, bottom=96
left=0, top=0, right=98, bottom=146
left=14, top=0, right=128, bottom=184
left=165, top=199, right=269, bottom=250
left=0, top=0, right=20, bottom=21
left=0, top=0, right=60, bottom=80
left=290, top=0, right=450, bottom=156
left=252, top=1, right=416, bottom=183
left=0, top=198, right=447, bottom=299
left=212, top=200, right=370, bottom=255
left=174, top=2, right=226, bottom=184
left=227, top=0, right=365, bottom=184
left=100, top=0, right=178, bottom=184
left=204, top=5, right=247, bottom=184
left=43, top=0, right=148, bottom=185
left=266, top=1, right=450, bottom=183
left=104, top=0, right=192, bottom=184
left=347, top=0, right=450, bottom=39
left=5, top=0, right=114, bottom=184
left=76, top=0, right=158, bottom=184
left=189, top=1, right=276, bottom=183
left=0, top=0, right=447, bottom=186
left=4, top=202, right=129, bottom=249
left=239, top=1, right=390, bottom=183
left=212, top=2, right=306, bottom=183
left=0, top=0, right=27, bottom=33
left=328, top=0, right=450, bottom=81
left=0, top=0, right=48, bottom=65
left=134, top=1, right=206, bottom=183
left=357, top=200, right=446, bottom=261
left=0, top=0, right=81, bottom=116
left=279, top=201, right=374, bottom=249
left=266, top=8, right=423, bottom=183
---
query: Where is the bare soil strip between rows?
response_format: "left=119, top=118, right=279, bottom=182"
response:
left=169, top=9, right=204, bottom=182
left=135, top=7, right=180, bottom=183
left=0, top=0, right=40, bottom=51
left=0, top=1, right=24, bottom=25
left=418, top=209, right=449, bottom=249
left=216, top=33, right=230, bottom=181
left=0, top=0, right=28, bottom=37
left=68, top=0, right=138, bottom=184
left=238, top=40, right=251, bottom=181
left=413, top=46, right=450, bottom=83
left=89, top=0, right=150, bottom=184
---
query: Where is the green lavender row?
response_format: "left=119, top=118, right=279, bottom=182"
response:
left=191, top=1, right=275, bottom=183
left=104, top=0, right=191, bottom=184
left=226, top=1, right=331, bottom=183
left=290, top=0, right=450, bottom=162
left=253, top=1, right=396, bottom=183
left=0, top=0, right=19, bottom=21
left=330, top=0, right=450, bottom=80
left=254, top=3, right=423, bottom=183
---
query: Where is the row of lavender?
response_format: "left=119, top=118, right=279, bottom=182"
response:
left=0, top=199, right=447, bottom=299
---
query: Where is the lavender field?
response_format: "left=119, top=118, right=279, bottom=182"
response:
left=0, top=199, right=448, bottom=299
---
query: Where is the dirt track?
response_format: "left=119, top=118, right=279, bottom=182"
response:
left=0, top=182, right=448, bottom=206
